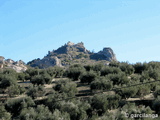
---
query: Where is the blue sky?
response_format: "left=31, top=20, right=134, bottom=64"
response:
left=0, top=0, right=160, bottom=64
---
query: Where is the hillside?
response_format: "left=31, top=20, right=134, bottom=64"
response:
left=27, top=41, right=117, bottom=68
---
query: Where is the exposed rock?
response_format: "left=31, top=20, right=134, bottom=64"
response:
left=27, top=42, right=117, bottom=68
left=98, top=47, right=117, bottom=61
left=0, top=56, right=5, bottom=68
left=67, top=41, right=74, bottom=46
left=28, top=56, right=62, bottom=68
left=0, top=56, right=27, bottom=72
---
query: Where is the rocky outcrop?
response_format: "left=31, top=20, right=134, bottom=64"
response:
left=98, top=47, right=116, bottom=61
left=0, top=56, right=27, bottom=72
left=27, top=42, right=117, bottom=68
left=0, top=56, right=5, bottom=68
left=28, top=56, right=62, bottom=68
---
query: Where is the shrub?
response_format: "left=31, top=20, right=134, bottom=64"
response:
left=119, top=62, right=135, bottom=75
left=0, top=104, right=11, bottom=120
left=107, top=72, right=129, bottom=86
left=65, top=64, right=85, bottom=81
left=90, top=77, right=113, bottom=91
left=5, top=97, right=35, bottom=117
left=19, top=105, right=70, bottom=120
left=54, top=80, right=77, bottom=97
left=80, top=70, right=98, bottom=84
left=27, top=85, right=46, bottom=99
left=100, top=66, right=121, bottom=76
left=116, top=87, right=138, bottom=99
left=30, top=73, right=52, bottom=85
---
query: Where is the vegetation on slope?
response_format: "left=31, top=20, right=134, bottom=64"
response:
left=1, top=61, right=160, bottom=119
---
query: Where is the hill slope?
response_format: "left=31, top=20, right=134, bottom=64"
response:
left=27, top=41, right=117, bottom=68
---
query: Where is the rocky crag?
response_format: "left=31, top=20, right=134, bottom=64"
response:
left=27, top=41, right=117, bottom=68
left=0, top=56, right=27, bottom=72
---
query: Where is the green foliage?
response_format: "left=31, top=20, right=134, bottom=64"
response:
left=91, top=94, right=120, bottom=115
left=84, top=64, right=93, bottom=71
left=80, top=70, right=98, bottom=84
left=27, top=85, right=46, bottom=99
left=109, top=61, right=120, bottom=67
left=97, top=111, right=128, bottom=120
left=45, top=91, right=69, bottom=111
left=17, top=72, right=26, bottom=81
left=46, top=66, right=64, bottom=78
left=30, top=73, right=52, bottom=85
left=19, top=105, right=70, bottom=120
left=133, top=62, right=147, bottom=74
left=25, top=68, right=40, bottom=78
left=122, top=103, right=154, bottom=119
left=2, top=61, right=160, bottom=119
left=152, top=97, right=160, bottom=113
left=65, top=64, right=85, bottom=81
left=147, top=67, right=160, bottom=80
left=100, top=66, right=121, bottom=76
left=0, top=104, right=11, bottom=120
left=58, top=100, right=90, bottom=120
left=92, top=63, right=103, bottom=72
left=130, top=74, right=141, bottom=84
left=136, top=85, right=150, bottom=97
left=2, top=68, right=17, bottom=76
left=119, top=62, right=135, bottom=75
left=153, top=85, right=160, bottom=98
left=106, top=94, right=121, bottom=110
left=6, top=85, right=21, bottom=97
left=0, top=74, right=17, bottom=89
left=54, top=79, right=77, bottom=97
left=107, top=72, right=129, bottom=85
left=90, top=77, right=113, bottom=91
left=5, top=97, right=35, bottom=117
left=116, top=87, right=138, bottom=99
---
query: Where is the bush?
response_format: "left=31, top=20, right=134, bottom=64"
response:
left=80, top=70, right=98, bottom=84
left=92, top=63, right=103, bottom=72
left=119, top=62, right=135, bottom=75
left=90, top=77, right=113, bottom=91
left=27, top=85, right=46, bottom=99
left=19, top=105, right=70, bottom=120
left=58, top=100, right=90, bottom=120
left=46, top=66, right=64, bottom=78
left=25, top=68, right=40, bottom=78
left=116, top=87, right=138, bottom=99
left=136, top=85, right=150, bottom=98
left=107, top=72, right=129, bottom=86
left=122, top=103, right=154, bottom=118
left=91, top=94, right=121, bottom=115
left=5, top=97, right=35, bottom=117
left=0, top=104, right=11, bottom=120
left=0, top=74, right=17, bottom=89
left=6, top=85, right=21, bottom=97
left=54, top=80, right=77, bottom=97
left=133, top=62, right=147, bottom=74
left=30, top=73, right=52, bottom=85
left=152, top=97, right=160, bottom=114
left=84, top=64, right=93, bottom=71
left=91, top=94, right=108, bottom=115
left=17, top=72, right=26, bottom=82
left=100, top=66, right=121, bottom=76
left=65, top=64, right=85, bottom=81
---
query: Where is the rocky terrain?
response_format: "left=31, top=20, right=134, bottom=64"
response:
left=27, top=41, right=117, bottom=68
left=0, top=56, right=27, bottom=72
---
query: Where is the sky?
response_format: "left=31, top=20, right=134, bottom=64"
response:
left=0, top=0, right=160, bottom=64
